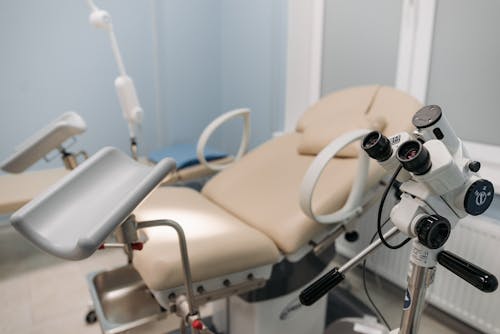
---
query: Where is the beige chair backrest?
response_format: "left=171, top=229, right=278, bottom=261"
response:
left=202, top=86, right=421, bottom=255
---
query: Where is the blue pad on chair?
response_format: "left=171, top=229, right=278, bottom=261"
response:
left=148, top=144, right=227, bottom=169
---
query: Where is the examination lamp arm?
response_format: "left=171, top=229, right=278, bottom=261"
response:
left=86, top=0, right=143, bottom=146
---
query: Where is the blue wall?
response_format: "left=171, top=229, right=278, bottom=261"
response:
left=0, top=0, right=158, bottom=170
left=0, top=0, right=287, bottom=170
left=157, top=0, right=287, bottom=153
left=155, top=1, right=222, bottom=147
left=217, top=0, right=287, bottom=152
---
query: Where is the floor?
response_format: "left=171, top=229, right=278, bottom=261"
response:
left=0, top=224, right=128, bottom=334
left=0, top=222, right=483, bottom=334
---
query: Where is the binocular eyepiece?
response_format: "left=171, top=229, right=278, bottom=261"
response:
left=396, top=140, right=432, bottom=175
left=361, top=131, right=392, bottom=162
left=361, top=131, right=433, bottom=176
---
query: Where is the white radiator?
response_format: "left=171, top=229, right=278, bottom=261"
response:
left=336, top=204, right=500, bottom=334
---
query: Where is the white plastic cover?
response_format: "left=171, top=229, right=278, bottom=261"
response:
left=1, top=111, right=87, bottom=173
left=10, top=147, right=176, bottom=260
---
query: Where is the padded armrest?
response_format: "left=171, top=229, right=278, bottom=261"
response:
left=197, top=108, right=250, bottom=171
left=1, top=111, right=87, bottom=173
left=300, top=129, right=372, bottom=224
left=11, top=147, right=176, bottom=260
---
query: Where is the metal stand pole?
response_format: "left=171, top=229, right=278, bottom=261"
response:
left=137, top=219, right=200, bottom=333
left=398, top=240, right=437, bottom=334
left=399, top=264, right=434, bottom=334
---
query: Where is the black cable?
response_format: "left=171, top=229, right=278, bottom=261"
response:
left=363, top=218, right=391, bottom=330
left=377, top=165, right=411, bottom=249
left=364, top=165, right=415, bottom=329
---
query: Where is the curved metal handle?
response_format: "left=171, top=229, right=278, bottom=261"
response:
left=196, top=108, right=251, bottom=171
left=138, top=220, right=198, bottom=315
left=300, top=129, right=372, bottom=224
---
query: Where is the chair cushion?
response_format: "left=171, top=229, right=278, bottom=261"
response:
left=296, top=86, right=421, bottom=157
left=296, top=85, right=381, bottom=133
left=202, top=133, right=385, bottom=255
left=367, top=86, right=422, bottom=136
left=132, top=187, right=281, bottom=291
left=0, top=168, right=68, bottom=214
left=297, top=114, right=386, bottom=157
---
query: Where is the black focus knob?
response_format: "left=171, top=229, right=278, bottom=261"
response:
left=464, top=179, right=494, bottom=216
left=415, top=215, right=451, bottom=249
left=468, top=161, right=481, bottom=173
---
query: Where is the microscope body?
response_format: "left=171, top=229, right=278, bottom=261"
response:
left=362, top=105, right=497, bottom=334
left=299, top=105, right=497, bottom=334
left=363, top=105, right=494, bottom=254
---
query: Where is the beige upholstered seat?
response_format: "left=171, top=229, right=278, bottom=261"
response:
left=201, top=133, right=382, bottom=254
left=0, top=168, right=69, bottom=214
left=133, top=187, right=281, bottom=291
left=132, top=85, right=422, bottom=293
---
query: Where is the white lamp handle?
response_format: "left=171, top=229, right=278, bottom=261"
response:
left=197, top=108, right=251, bottom=171
left=300, top=129, right=372, bottom=224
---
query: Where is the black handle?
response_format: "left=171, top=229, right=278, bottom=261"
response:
left=437, top=251, right=498, bottom=293
left=299, top=267, right=345, bottom=306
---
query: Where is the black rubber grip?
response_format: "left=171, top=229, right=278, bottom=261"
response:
left=299, top=267, right=345, bottom=306
left=438, top=251, right=498, bottom=293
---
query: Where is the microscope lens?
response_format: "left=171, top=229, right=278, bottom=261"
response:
left=397, top=140, right=432, bottom=175
left=405, top=148, right=418, bottom=159
left=361, top=131, right=392, bottom=162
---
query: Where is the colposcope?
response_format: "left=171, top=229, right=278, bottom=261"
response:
left=300, top=105, right=498, bottom=334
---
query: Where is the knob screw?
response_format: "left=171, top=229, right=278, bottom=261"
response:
left=468, top=161, right=481, bottom=173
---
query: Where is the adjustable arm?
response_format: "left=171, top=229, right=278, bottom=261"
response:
left=196, top=108, right=251, bottom=171
left=86, top=0, right=127, bottom=76
left=300, top=129, right=372, bottom=224
left=86, top=0, right=143, bottom=147
left=300, top=227, right=400, bottom=306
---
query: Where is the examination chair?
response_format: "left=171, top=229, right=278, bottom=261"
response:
left=11, top=85, right=421, bottom=334
left=132, top=85, right=420, bottom=332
